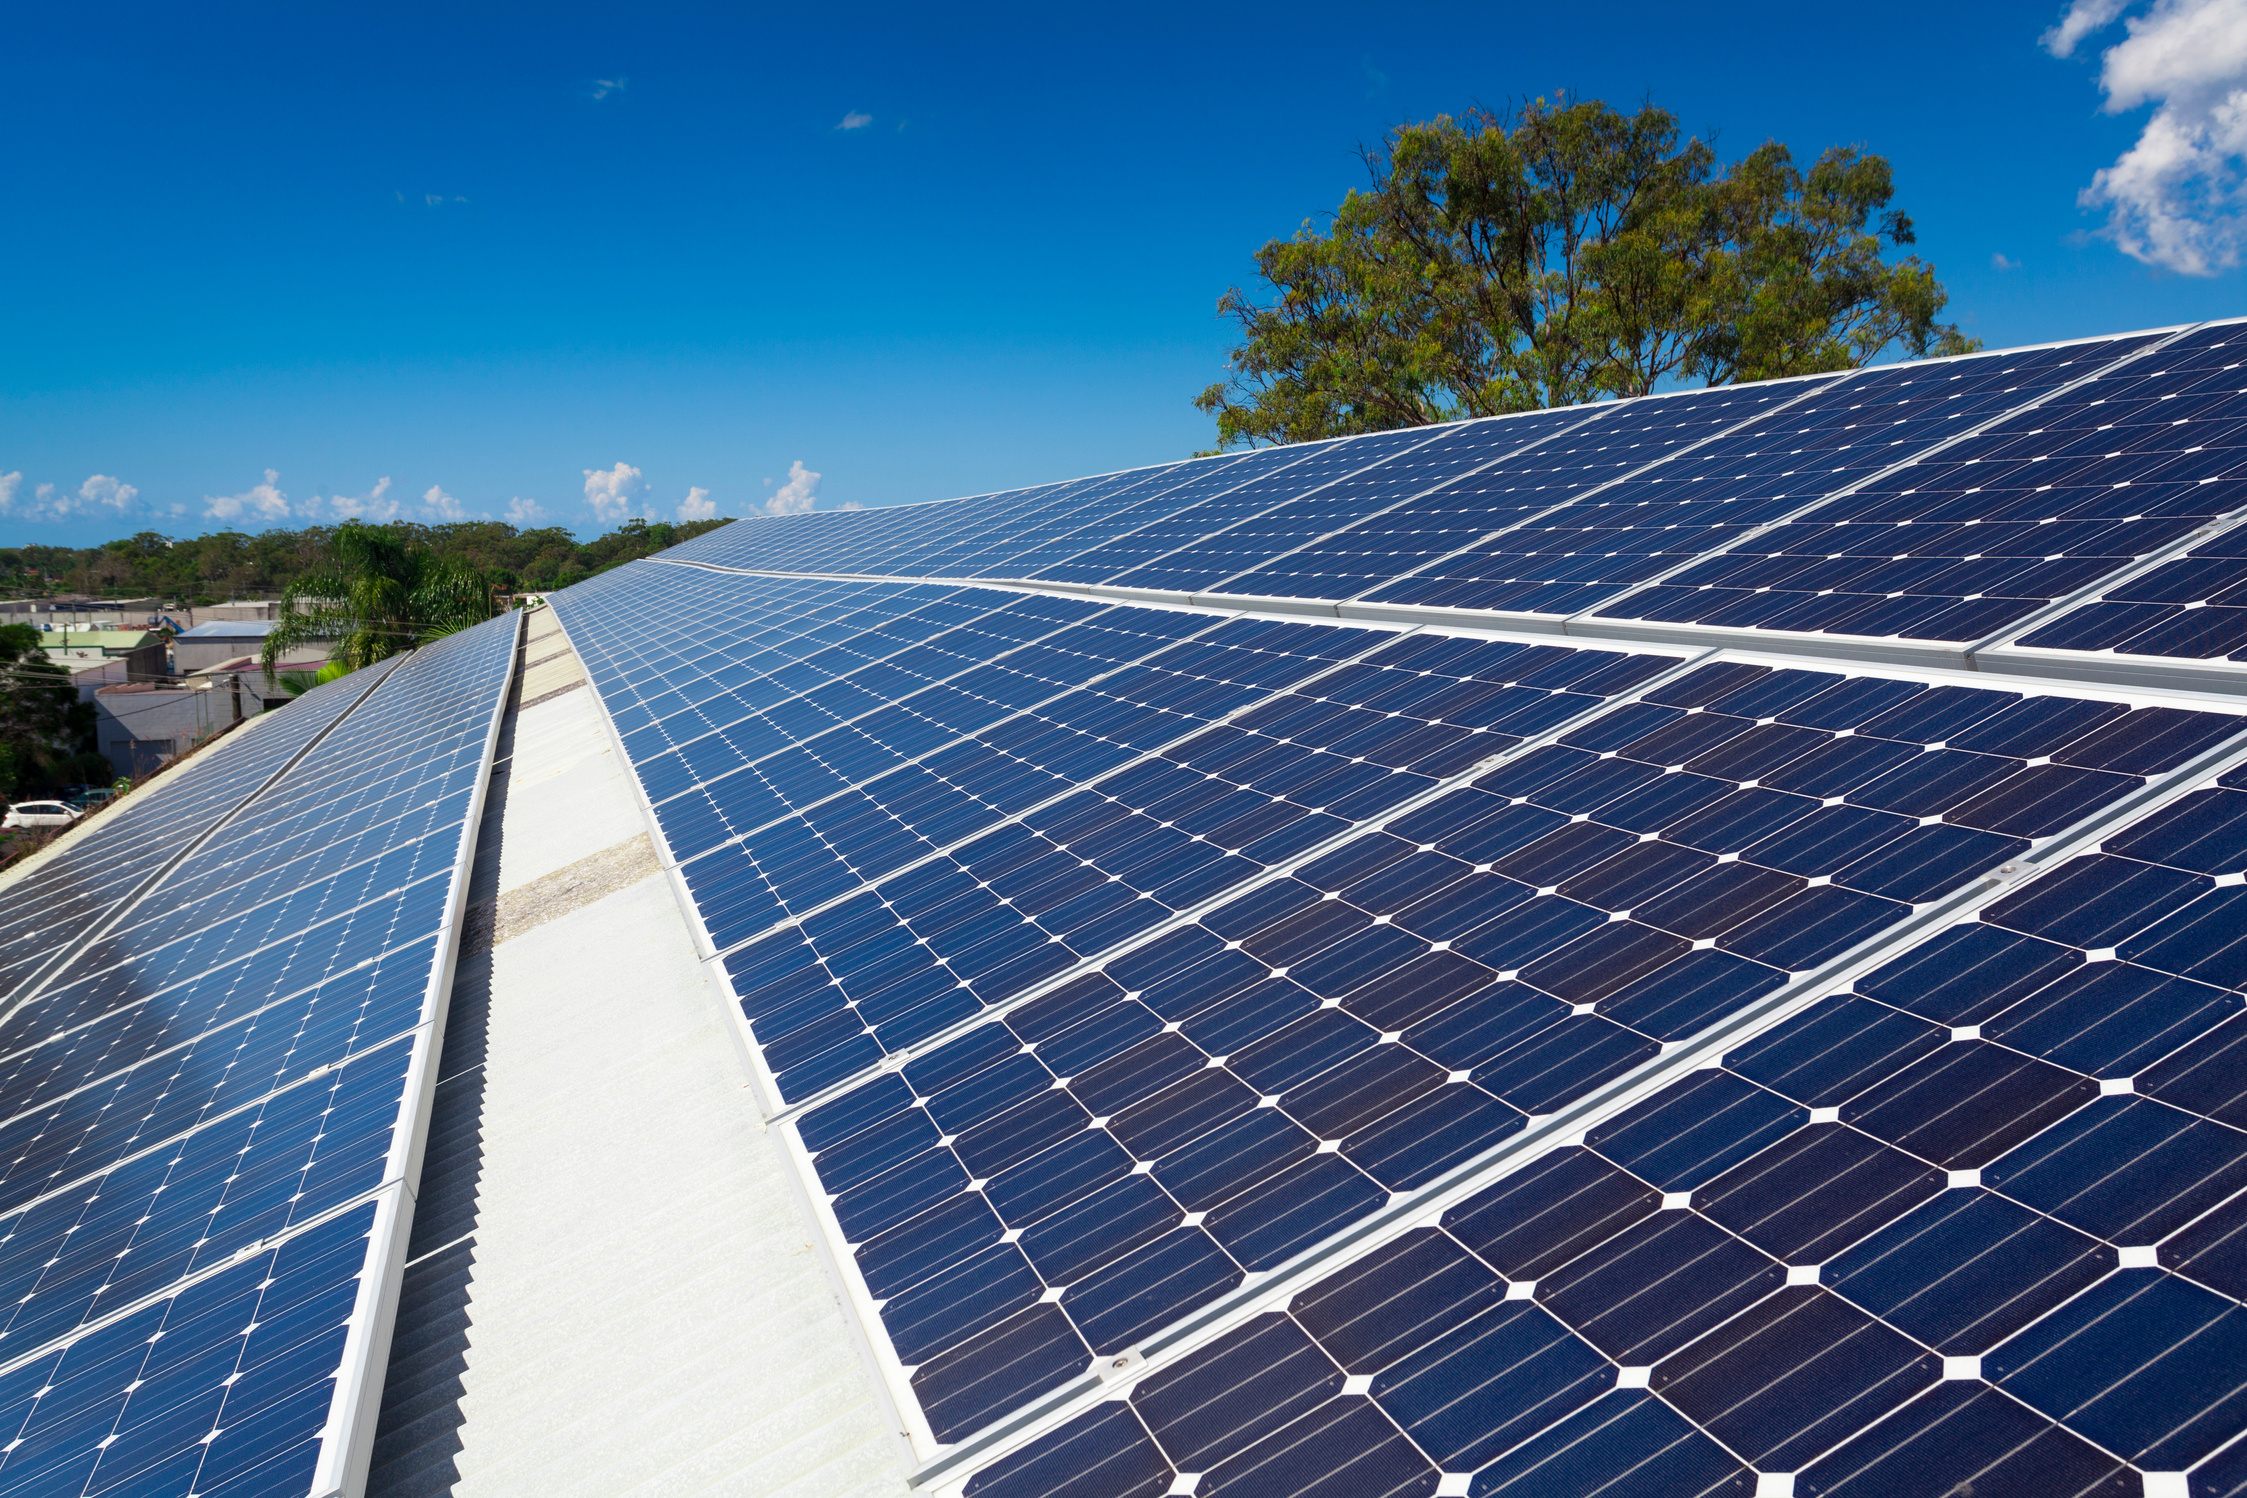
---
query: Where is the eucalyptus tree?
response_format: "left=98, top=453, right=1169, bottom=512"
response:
left=1197, top=97, right=1976, bottom=448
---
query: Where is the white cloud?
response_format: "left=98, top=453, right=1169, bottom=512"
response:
left=77, top=474, right=138, bottom=511
left=204, top=469, right=292, bottom=523
left=678, top=486, right=716, bottom=520
left=2048, top=0, right=2247, bottom=274
left=764, top=460, right=821, bottom=516
left=837, top=110, right=873, bottom=130
left=0, top=472, right=141, bottom=521
left=583, top=461, right=645, bottom=522
left=1991, top=252, right=2022, bottom=270
left=507, top=495, right=547, bottom=524
left=325, top=476, right=398, bottom=522
left=590, top=76, right=627, bottom=100
left=2046, top=0, right=2132, bottom=55
left=422, top=483, right=473, bottom=522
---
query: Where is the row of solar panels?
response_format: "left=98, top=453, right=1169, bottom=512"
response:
left=544, top=491, right=2247, bottom=1497
left=660, top=320, right=2247, bottom=681
left=955, top=740, right=2247, bottom=1498
left=0, top=613, right=517, bottom=1498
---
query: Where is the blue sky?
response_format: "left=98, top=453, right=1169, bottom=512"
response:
left=5, top=0, right=2245, bottom=546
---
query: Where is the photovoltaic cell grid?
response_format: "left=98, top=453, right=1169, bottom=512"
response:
left=667, top=377, right=1836, bottom=601
left=1355, top=331, right=2155, bottom=620
left=1110, top=406, right=1606, bottom=600
left=651, top=325, right=2215, bottom=653
left=0, top=613, right=516, bottom=1497
left=550, top=562, right=1769, bottom=1105
left=0, top=1203, right=385, bottom=1498
left=0, top=658, right=402, bottom=1010
left=785, top=656, right=2244, bottom=1451
left=624, top=588, right=1123, bottom=810
left=670, top=447, right=1274, bottom=581
left=1026, top=424, right=1443, bottom=588
left=722, top=629, right=1695, bottom=1103
left=566, top=571, right=972, bottom=744
left=835, top=462, right=1201, bottom=584
left=530, top=315, right=2247, bottom=1494
left=1610, top=321, right=2247, bottom=644
left=960, top=738, right=2247, bottom=1498
left=1124, top=387, right=1785, bottom=604
left=2011, top=521, right=2247, bottom=661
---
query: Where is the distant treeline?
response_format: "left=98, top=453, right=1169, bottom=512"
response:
left=0, top=516, right=736, bottom=603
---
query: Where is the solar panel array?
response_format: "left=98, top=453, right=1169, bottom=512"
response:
left=526, top=315, right=2247, bottom=1498
left=0, top=613, right=515, bottom=1498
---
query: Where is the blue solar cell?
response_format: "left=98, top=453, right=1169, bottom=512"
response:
left=1992, top=1269, right=2247, bottom=1470
left=0, top=1201, right=382, bottom=1498
left=959, top=1399, right=1171, bottom=1498
left=911, top=672, right=2247, bottom=1495
left=1383, top=1301, right=1610, bottom=1469
left=0, top=612, right=514, bottom=1492
left=1584, top=1070, right=1806, bottom=1193
left=1600, top=327, right=2237, bottom=644
left=1796, top=1380, right=2127, bottom=1497
left=1540, top=1208, right=1786, bottom=1364
left=1655, top=1286, right=1939, bottom=1472
left=503, top=325, right=2247, bottom=1493
left=1695, top=1123, right=1945, bottom=1264
left=756, top=661, right=2232, bottom=1452
left=1469, top=1389, right=1752, bottom=1496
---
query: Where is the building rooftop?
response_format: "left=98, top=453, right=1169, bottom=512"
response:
left=175, top=619, right=283, bottom=639
left=36, top=628, right=159, bottom=650
left=11, top=318, right=2247, bottom=1498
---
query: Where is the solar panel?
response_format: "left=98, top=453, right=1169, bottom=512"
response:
left=1600, top=324, right=2243, bottom=645
left=946, top=699, right=2247, bottom=1498
left=549, top=580, right=1709, bottom=1104
left=530, top=316, right=2247, bottom=1497
left=2001, top=517, right=2247, bottom=664
left=769, top=654, right=2243, bottom=1455
left=0, top=657, right=404, bottom=1010
left=0, top=612, right=516, bottom=1495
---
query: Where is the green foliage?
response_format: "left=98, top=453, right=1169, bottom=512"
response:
left=0, top=621, right=96, bottom=794
left=261, top=524, right=493, bottom=674
left=61, top=751, right=111, bottom=784
left=272, top=659, right=354, bottom=699
left=1197, top=97, right=1979, bottom=447
left=0, top=516, right=733, bottom=604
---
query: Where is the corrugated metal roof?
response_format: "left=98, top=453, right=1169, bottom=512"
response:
left=174, top=620, right=280, bottom=638
left=368, top=608, right=910, bottom=1498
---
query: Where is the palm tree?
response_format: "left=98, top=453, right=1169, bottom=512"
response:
left=261, top=523, right=497, bottom=678
left=272, top=663, right=350, bottom=698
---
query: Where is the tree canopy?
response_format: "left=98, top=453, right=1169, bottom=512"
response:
left=0, top=623, right=96, bottom=796
left=1197, top=97, right=1978, bottom=448
left=260, top=523, right=501, bottom=674
left=0, top=515, right=733, bottom=606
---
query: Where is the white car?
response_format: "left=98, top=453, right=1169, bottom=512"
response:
left=2, top=801, right=82, bottom=830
